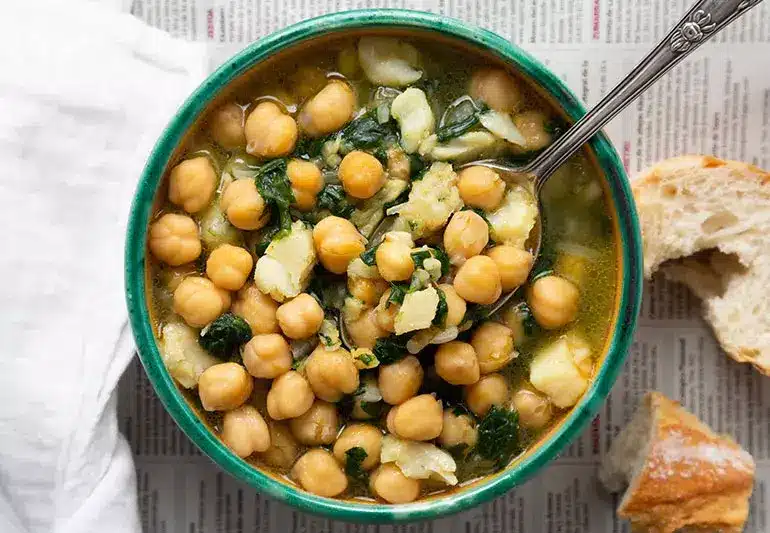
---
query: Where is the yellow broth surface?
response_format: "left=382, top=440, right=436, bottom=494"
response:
left=145, top=32, right=617, bottom=503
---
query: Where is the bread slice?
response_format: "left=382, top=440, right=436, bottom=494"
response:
left=599, top=392, right=755, bottom=533
left=633, top=155, right=770, bottom=375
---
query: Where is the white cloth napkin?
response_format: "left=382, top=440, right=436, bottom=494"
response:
left=0, top=1, right=207, bottom=531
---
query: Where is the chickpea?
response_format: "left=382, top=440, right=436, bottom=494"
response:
left=513, top=111, right=553, bottom=152
left=312, top=216, right=366, bottom=274
left=386, top=147, right=411, bottom=180
left=457, top=166, right=506, bottom=211
left=512, top=387, right=553, bottom=429
left=304, top=347, right=359, bottom=402
left=206, top=244, right=254, bottom=291
left=375, top=241, right=414, bottom=282
left=287, top=159, right=323, bottom=211
left=266, top=371, right=315, bottom=420
left=469, top=68, right=522, bottom=113
left=168, top=157, right=217, bottom=214
left=338, top=151, right=386, bottom=200
left=149, top=214, right=202, bottom=266
left=348, top=276, right=388, bottom=306
left=231, top=284, right=280, bottom=335
left=346, top=308, right=387, bottom=349
left=388, top=394, right=443, bottom=441
left=435, top=341, right=480, bottom=385
left=443, top=211, right=490, bottom=265
left=289, top=400, right=339, bottom=446
left=258, top=423, right=298, bottom=469
left=244, top=101, right=298, bottom=158
left=276, top=293, right=324, bottom=340
left=471, top=322, right=515, bottom=374
left=370, top=464, right=420, bottom=504
left=527, top=275, right=579, bottom=329
left=298, top=81, right=356, bottom=137
left=221, top=405, right=270, bottom=458
left=453, top=255, right=502, bottom=305
left=291, top=449, right=348, bottom=497
left=198, top=363, right=253, bottom=411
left=486, top=246, right=533, bottom=291
left=438, top=284, right=467, bottom=328
left=378, top=355, right=423, bottom=405
left=242, top=333, right=292, bottom=378
left=465, top=373, right=509, bottom=417
left=220, top=178, right=268, bottom=231
left=208, top=102, right=246, bottom=149
left=333, top=423, right=383, bottom=470
left=173, top=276, right=229, bottom=328
left=439, top=411, right=478, bottom=450
left=375, top=289, right=399, bottom=332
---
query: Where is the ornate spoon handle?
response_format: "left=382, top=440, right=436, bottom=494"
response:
left=527, top=0, right=764, bottom=186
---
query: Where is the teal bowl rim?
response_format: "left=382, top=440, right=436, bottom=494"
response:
left=125, top=9, right=642, bottom=524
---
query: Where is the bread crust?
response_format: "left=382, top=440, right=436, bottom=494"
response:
left=616, top=392, right=755, bottom=533
left=633, top=155, right=770, bottom=375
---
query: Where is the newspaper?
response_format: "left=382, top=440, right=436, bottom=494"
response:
left=118, top=0, right=770, bottom=530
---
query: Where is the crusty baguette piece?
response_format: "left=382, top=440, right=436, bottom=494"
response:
left=633, top=155, right=770, bottom=375
left=599, top=391, right=755, bottom=533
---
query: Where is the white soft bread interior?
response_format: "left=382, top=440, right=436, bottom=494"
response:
left=599, top=392, right=755, bottom=533
left=633, top=155, right=770, bottom=375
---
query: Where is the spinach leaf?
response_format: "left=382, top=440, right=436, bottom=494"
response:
left=359, top=244, right=380, bottom=267
left=436, top=113, right=480, bottom=142
left=432, top=286, right=448, bottom=327
left=359, top=401, right=383, bottom=418
left=317, top=183, right=355, bottom=218
left=386, top=282, right=409, bottom=307
left=340, top=111, right=398, bottom=152
left=255, top=158, right=294, bottom=232
left=198, top=313, right=252, bottom=358
left=410, top=247, right=450, bottom=277
left=292, top=136, right=328, bottom=159
left=477, top=406, right=521, bottom=468
left=344, top=447, right=369, bottom=484
left=408, top=154, right=425, bottom=177
left=372, top=335, right=409, bottom=365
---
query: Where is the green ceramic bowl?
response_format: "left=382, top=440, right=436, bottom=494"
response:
left=125, top=9, right=642, bottom=523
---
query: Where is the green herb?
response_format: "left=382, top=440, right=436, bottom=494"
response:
left=356, top=351, right=376, bottom=366
left=255, top=158, right=294, bottom=232
left=359, top=244, right=380, bottom=267
left=477, top=406, right=521, bottom=468
left=410, top=247, right=450, bottom=277
left=452, top=403, right=472, bottom=417
left=372, top=335, right=409, bottom=365
left=291, top=357, right=308, bottom=372
left=344, top=447, right=369, bottom=484
left=512, top=302, right=538, bottom=336
left=463, top=304, right=491, bottom=326
left=317, top=183, right=355, bottom=218
left=253, top=224, right=285, bottom=255
left=436, top=113, right=480, bottom=142
left=292, top=136, right=328, bottom=159
left=386, top=282, right=409, bottom=307
left=340, top=111, right=398, bottom=152
left=198, top=313, right=252, bottom=358
left=408, top=154, right=425, bottom=177
left=432, top=286, right=448, bottom=327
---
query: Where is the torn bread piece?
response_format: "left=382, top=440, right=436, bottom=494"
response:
left=633, top=155, right=770, bottom=375
left=599, top=392, right=755, bottom=533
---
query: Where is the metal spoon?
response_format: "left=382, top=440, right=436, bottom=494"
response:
left=340, top=0, right=764, bottom=347
left=460, top=0, right=764, bottom=316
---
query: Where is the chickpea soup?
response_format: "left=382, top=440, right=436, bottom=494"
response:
left=146, top=33, right=618, bottom=503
